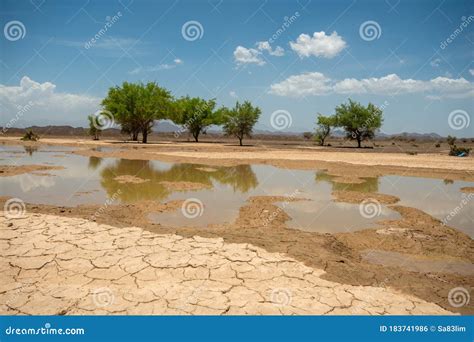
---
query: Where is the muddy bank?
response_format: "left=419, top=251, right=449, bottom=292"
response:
left=0, top=164, right=64, bottom=177
left=1, top=195, right=472, bottom=315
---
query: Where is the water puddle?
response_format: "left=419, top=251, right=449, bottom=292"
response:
left=0, top=145, right=472, bottom=235
left=361, top=250, right=474, bottom=275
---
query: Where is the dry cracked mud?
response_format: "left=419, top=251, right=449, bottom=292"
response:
left=0, top=213, right=453, bottom=315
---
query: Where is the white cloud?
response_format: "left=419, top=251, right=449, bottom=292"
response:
left=469, top=69, right=474, bottom=76
left=256, top=41, right=284, bottom=56
left=233, top=41, right=284, bottom=66
left=0, top=76, right=100, bottom=127
left=290, top=31, right=347, bottom=58
left=233, top=46, right=265, bottom=66
left=129, top=58, right=183, bottom=74
left=269, top=72, right=474, bottom=98
left=229, top=91, right=238, bottom=98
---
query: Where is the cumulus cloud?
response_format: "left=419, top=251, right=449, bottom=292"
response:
left=233, top=46, right=265, bottom=66
left=0, top=76, right=100, bottom=127
left=290, top=31, right=347, bottom=58
left=470, top=69, right=474, bottom=76
left=269, top=72, right=474, bottom=98
left=256, top=41, right=284, bottom=56
left=233, top=41, right=284, bottom=66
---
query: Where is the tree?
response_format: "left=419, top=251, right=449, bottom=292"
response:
left=221, top=101, right=261, bottom=146
left=314, top=114, right=336, bottom=146
left=172, top=97, right=217, bottom=142
left=335, top=99, right=383, bottom=148
left=88, top=114, right=102, bottom=140
left=102, top=82, right=172, bottom=143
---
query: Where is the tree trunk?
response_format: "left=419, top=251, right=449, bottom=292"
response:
left=142, top=130, right=148, bottom=144
left=357, top=136, right=361, bottom=148
left=193, top=132, right=199, bottom=142
left=132, top=131, right=138, bottom=141
left=239, top=137, right=243, bottom=146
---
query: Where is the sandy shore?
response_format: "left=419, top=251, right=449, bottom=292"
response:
left=0, top=213, right=452, bottom=315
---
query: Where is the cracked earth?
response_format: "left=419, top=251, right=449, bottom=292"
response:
left=0, top=213, right=452, bottom=315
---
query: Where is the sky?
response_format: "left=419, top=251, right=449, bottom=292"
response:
left=0, top=0, right=473, bottom=136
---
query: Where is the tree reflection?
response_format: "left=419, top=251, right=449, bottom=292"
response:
left=315, top=171, right=379, bottom=192
left=99, top=160, right=258, bottom=202
left=88, top=156, right=103, bottom=170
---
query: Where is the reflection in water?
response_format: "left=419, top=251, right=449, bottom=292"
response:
left=0, top=145, right=472, bottom=235
left=23, top=145, right=38, bottom=156
left=100, top=159, right=258, bottom=202
left=315, top=171, right=379, bottom=193
left=88, top=156, right=103, bottom=170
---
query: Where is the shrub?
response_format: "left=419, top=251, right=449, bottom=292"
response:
left=449, top=145, right=471, bottom=156
left=21, top=130, right=39, bottom=141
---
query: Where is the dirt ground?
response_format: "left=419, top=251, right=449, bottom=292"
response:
left=0, top=136, right=473, bottom=315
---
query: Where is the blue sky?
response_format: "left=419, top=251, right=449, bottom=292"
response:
left=1, top=0, right=473, bottom=136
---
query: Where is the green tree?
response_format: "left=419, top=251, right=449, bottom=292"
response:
left=221, top=101, right=261, bottom=146
left=102, top=82, right=172, bottom=143
left=314, top=114, right=336, bottom=146
left=335, top=99, right=383, bottom=148
left=87, top=114, right=102, bottom=140
left=172, top=97, right=217, bottom=142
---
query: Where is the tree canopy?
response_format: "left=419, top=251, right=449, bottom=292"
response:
left=172, top=96, right=217, bottom=142
left=334, top=99, right=383, bottom=148
left=314, top=114, right=337, bottom=146
left=102, top=82, right=172, bottom=143
left=221, top=101, right=261, bottom=146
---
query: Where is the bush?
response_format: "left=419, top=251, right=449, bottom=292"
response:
left=21, top=130, right=39, bottom=141
left=435, top=143, right=440, bottom=147
left=449, top=145, right=471, bottom=156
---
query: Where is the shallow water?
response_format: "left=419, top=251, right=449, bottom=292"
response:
left=1, top=144, right=473, bottom=236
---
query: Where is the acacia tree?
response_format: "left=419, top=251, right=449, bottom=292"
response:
left=87, top=114, right=102, bottom=140
left=172, top=97, right=217, bottom=142
left=335, top=99, right=383, bottom=148
left=221, top=101, right=261, bottom=146
left=102, top=82, right=172, bottom=143
left=314, top=114, right=337, bottom=146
